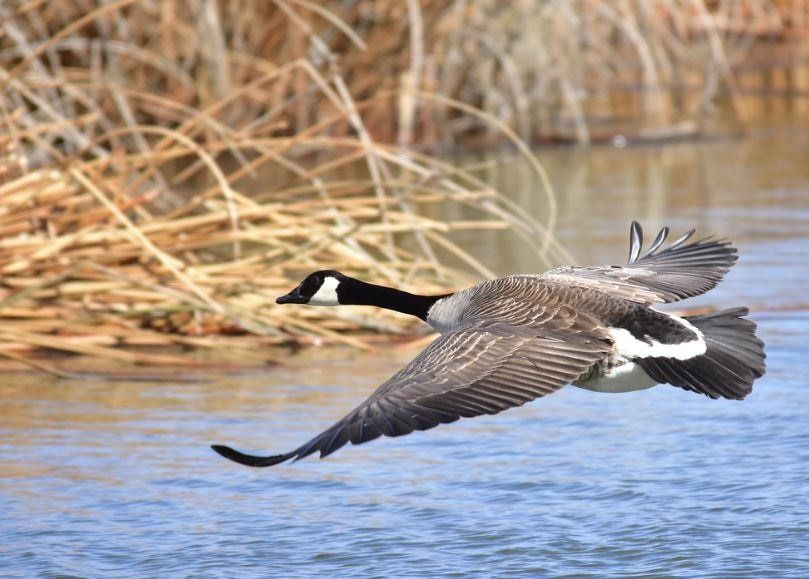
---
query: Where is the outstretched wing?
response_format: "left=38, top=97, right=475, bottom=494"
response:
left=212, top=319, right=610, bottom=467
left=541, top=221, right=737, bottom=304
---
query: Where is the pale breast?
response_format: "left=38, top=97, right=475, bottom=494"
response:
left=574, top=361, right=657, bottom=393
left=425, top=290, right=473, bottom=333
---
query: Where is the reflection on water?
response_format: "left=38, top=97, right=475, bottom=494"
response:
left=2, top=125, right=808, bottom=576
left=450, top=119, right=809, bottom=278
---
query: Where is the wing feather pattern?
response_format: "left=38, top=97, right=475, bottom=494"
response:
left=212, top=320, right=610, bottom=467
left=541, top=221, right=738, bottom=304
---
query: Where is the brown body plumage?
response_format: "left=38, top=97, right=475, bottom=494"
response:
left=213, top=222, right=766, bottom=467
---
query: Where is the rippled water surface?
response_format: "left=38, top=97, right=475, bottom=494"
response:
left=2, top=126, right=808, bottom=577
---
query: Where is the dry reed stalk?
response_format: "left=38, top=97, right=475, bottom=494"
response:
left=0, top=0, right=800, bottom=372
left=0, top=0, right=563, bottom=369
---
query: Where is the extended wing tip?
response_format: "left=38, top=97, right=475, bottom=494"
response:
left=628, top=221, right=643, bottom=263
left=211, top=444, right=294, bottom=467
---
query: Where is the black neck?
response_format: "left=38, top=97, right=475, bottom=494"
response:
left=340, top=279, right=450, bottom=321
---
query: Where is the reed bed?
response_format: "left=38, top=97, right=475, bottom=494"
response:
left=0, top=0, right=804, bottom=371
left=0, top=0, right=574, bottom=370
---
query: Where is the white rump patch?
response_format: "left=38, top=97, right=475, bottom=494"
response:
left=308, top=276, right=340, bottom=306
left=607, top=314, right=706, bottom=361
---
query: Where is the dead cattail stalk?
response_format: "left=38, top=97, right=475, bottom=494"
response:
left=0, top=0, right=798, bottom=372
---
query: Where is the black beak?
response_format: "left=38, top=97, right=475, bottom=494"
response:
left=276, top=286, right=307, bottom=304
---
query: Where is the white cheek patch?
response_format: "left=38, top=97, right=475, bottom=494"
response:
left=308, top=276, right=340, bottom=306
left=607, top=315, right=706, bottom=361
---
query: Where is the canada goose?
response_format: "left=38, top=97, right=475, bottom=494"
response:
left=212, top=222, right=766, bottom=467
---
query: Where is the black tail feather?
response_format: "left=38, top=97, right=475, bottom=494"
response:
left=639, top=307, right=766, bottom=400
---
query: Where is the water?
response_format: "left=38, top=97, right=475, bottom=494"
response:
left=2, top=126, right=809, bottom=577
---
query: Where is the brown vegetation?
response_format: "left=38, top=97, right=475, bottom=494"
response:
left=0, top=1, right=806, bottom=370
left=0, top=0, right=569, bottom=370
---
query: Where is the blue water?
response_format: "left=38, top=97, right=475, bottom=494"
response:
left=2, top=132, right=808, bottom=577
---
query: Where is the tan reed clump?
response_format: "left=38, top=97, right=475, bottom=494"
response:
left=0, top=0, right=573, bottom=369
left=1, top=0, right=802, bottom=370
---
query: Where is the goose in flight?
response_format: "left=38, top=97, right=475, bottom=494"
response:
left=212, top=222, right=765, bottom=467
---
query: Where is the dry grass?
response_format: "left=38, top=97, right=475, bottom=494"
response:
left=0, top=0, right=572, bottom=370
left=0, top=0, right=804, bottom=371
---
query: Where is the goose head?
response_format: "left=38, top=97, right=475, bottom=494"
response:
left=276, top=270, right=347, bottom=306
left=276, top=270, right=451, bottom=321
